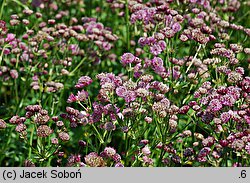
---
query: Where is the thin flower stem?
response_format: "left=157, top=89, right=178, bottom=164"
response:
left=69, top=57, right=87, bottom=76
left=0, top=0, right=6, bottom=20
left=13, top=78, right=17, bottom=101
left=186, top=44, right=203, bottom=74
left=11, top=0, right=28, bottom=9
left=24, top=138, right=43, bottom=159
left=0, top=44, right=11, bottom=66
left=92, top=124, right=104, bottom=144
left=125, top=0, right=130, bottom=51
left=131, top=153, right=142, bottom=167
left=78, top=101, right=88, bottom=111
left=28, top=123, right=35, bottom=159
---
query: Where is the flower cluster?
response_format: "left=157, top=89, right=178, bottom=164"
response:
left=83, top=18, right=118, bottom=51
left=189, top=69, right=250, bottom=162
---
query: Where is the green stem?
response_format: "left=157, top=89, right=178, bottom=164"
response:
left=125, top=0, right=130, bottom=51
left=92, top=124, right=104, bottom=144
left=28, top=124, right=35, bottom=159
left=24, top=138, right=42, bottom=159
left=0, top=44, right=11, bottom=66
left=0, top=0, right=6, bottom=20
left=69, top=57, right=87, bottom=76
left=186, top=44, right=202, bottom=74
left=11, top=0, right=29, bottom=9
left=14, top=79, right=19, bottom=107
left=78, top=101, right=88, bottom=111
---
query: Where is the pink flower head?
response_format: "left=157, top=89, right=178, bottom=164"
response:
left=123, top=91, right=136, bottom=103
left=115, top=163, right=124, bottom=167
left=220, top=111, right=231, bottom=123
left=198, top=147, right=211, bottom=157
left=142, top=146, right=151, bottom=156
left=67, top=93, right=77, bottom=103
left=165, top=14, right=173, bottom=27
left=0, top=20, right=7, bottom=34
left=116, top=86, right=127, bottom=97
left=147, top=36, right=156, bottom=44
left=208, top=99, right=222, bottom=112
left=3, top=48, right=10, bottom=55
left=152, top=57, right=164, bottom=68
left=150, top=44, right=162, bottom=56
left=138, top=37, right=147, bottom=46
left=154, top=66, right=166, bottom=74
left=104, top=147, right=116, bottom=158
left=10, top=69, right=18, bottom=79
left=158, top=40, right=166, bottom=51
left=0, top=20, right=6, bottom=29
left=220, top=94, right=235, bottom=106
left=5, top=33, right=15, bottom=42
left=75, top=76, right=93, bottom=88
left=241, top=77, right=250, bottom=92
left=121, top=53, right=135, bottom=65
left=172, top=22, right=181, bottom=32
left=76, top=90, right=89, bottom=102
left=102, top=41, right=112, bottom=51
left=244, top=115, right=250, bottom=124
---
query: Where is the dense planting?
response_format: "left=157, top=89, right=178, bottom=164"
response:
left=0, top=0, right=249, bottom=167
